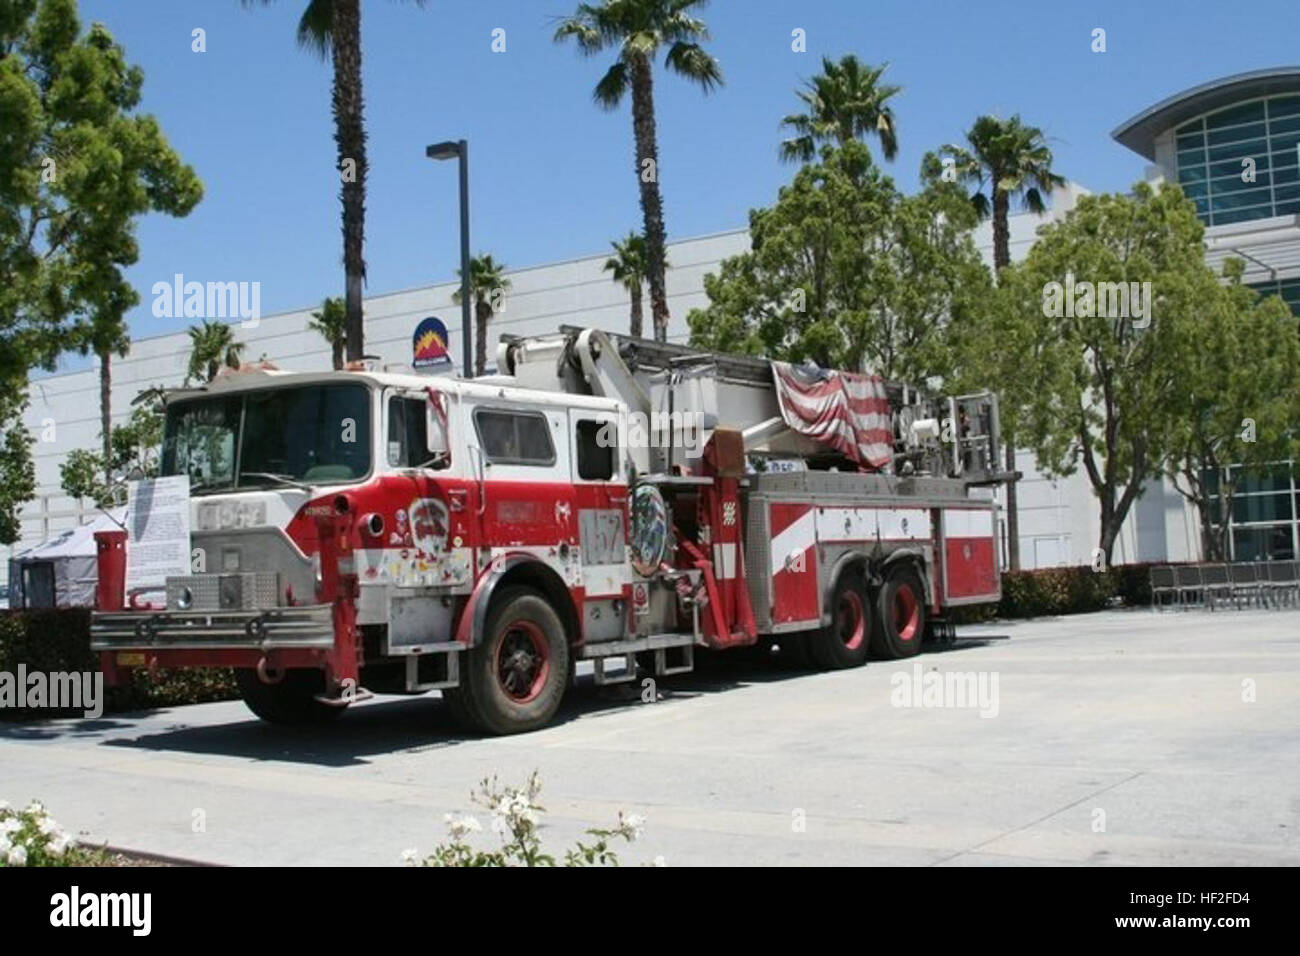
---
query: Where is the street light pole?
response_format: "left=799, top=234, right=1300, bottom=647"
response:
left=426, top=138, right=473, bottom=376
left=455, top=140, right=471, bottom=376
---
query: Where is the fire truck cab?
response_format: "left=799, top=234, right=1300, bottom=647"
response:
left=91, top=328, right=1005, bottom=735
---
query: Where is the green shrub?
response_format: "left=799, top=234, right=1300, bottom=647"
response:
left=995, top=565, right=1116, bottom=618
left=0, top=609, right=236, bottom=719
left=1112, top=563, right=1154, bottom=607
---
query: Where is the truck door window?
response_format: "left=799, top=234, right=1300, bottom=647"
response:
left=575, top=419, right=615, bottom=480
left=474, top=409, right=554, bottom=466
left=387, top=397, right=429, bottom=467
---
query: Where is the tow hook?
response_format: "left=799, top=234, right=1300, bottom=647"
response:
left=256, top=656, right=284, bottom=685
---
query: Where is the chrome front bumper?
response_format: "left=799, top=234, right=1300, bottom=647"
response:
left=90, top=604, right=336, bottom=651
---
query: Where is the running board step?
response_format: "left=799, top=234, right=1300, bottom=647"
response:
left=578, top=632, right=696, bottom=659
left=592, top=653, right=637, bottom=685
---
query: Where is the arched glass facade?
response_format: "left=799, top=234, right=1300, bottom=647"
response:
left=1175, top=94, right=1300, bottom=226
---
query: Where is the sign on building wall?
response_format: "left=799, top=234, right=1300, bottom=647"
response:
left=412, top=316, right=453, bottom=371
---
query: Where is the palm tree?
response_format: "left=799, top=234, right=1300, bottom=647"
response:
left=186, top=321, right=246, bottom=384
left=72, top=285, right=134, bottom=489
left=242, top=0, right=425, bottom=363
left=555, top=0, right=722, bottom=343
left=308, top=296, right=347, bottom=369
left=451, top=254, right=512, bottom=376
left=939, top=114, right=1065, bottom=571
left=603, top=232, right=667, bottom=338
left=780, top=55, right=900, bottom=164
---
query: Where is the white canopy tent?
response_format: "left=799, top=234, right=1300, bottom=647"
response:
left=6, top=508, right=127, bottom=609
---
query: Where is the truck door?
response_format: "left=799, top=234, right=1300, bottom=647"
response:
left=463, top=402, right=573, bottom=578
left=570, top=407, right=628, bottom=641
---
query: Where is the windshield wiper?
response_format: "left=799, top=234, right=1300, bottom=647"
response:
left=239, top=471, right=312, bottom=492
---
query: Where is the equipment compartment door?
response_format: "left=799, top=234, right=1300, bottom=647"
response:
left=940, top=507, right=1000, bottom=603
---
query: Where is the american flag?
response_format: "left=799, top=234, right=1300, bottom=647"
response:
left=770, top=361, right=894, bottom=470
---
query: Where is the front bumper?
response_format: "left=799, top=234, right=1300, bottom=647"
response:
left=90, top=604, right=336, bottom=652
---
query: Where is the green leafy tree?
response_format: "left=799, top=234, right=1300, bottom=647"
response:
left=1164, top=258, right=1300, bottom=560
left=186, top=320, right=245, bottom=384
left=308, top=295, right=346, bottom=369
left=603, top=232, right=667, bottom=338
left=242, top=0, right=426, bottom=363
left=0, top=393, right=36, bottom=545
left=555, top=0, right=723, bottom=343
left=932, top=115, right=1065, bottom=570
left=0, top=0, right=201, bottom=542
left=969, top=183, right=1211, bottom=567
left=452, top=254, right=511, bottom=376
left=688, top=142, right=990, bottom=382
left=779, top=55, right=900, bottom=164
left=59, top=401, right=163, bottom=506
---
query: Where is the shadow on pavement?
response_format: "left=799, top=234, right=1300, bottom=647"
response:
left=4, top=639, right=992, bottom=765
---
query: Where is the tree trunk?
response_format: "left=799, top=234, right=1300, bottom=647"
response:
left=332, top=340, right=344, bottom=371
left=99, top=349, right=112, bottom=489
left=475, top=300, right=490, bottom=377
left=630, top=285, right=643, bottom=338
left=992, top=187, right=1020, bottom=570
left=333, top=0, right=367, bottom=363
left=628, top=55, right=670, bottom=342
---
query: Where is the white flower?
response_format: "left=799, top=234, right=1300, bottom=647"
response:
left=49, top=833, right=72, bottom=856
left=25, top=800, right=46, bottom=817
left=37, top=816, right=58, bottom=836
left=652, top=855, right=667, bottom=867
left=621, top=813, right=645, bottom=840
left=0, top=818, right=19, bottom=836
left=6, top=845, right=27, bottom=866
left=400, top=848, right=419, bottom=866
left=445, top=813, right=482, bottom=840
left=0, top=834, right=11, bottom=855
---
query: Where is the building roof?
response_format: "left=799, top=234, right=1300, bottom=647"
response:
left=1111, top=67, right=1300, bottom=160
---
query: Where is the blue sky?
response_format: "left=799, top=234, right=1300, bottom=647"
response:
left=68, top=0, right=1300, bottom=356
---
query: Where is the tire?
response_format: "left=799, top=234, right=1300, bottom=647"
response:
left=455, top=586, right=570, bottom=735
left=809, top=568, right=872, bottom=669
left=871, top=564, right=927, bottom=659
left=235, top=667, right=345, bottom=725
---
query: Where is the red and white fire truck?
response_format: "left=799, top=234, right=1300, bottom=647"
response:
left=90, top=327, right=1005, bottom=735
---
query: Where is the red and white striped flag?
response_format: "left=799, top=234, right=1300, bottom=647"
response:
left=770, top=361, right=894, bottom=470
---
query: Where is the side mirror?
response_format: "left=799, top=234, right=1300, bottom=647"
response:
left=426, top=399, right=450, bottom=469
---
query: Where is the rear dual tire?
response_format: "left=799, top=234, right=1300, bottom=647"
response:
left=871, top=564, right=926, bottom=660
left=809, top=569, right=872, bottom=669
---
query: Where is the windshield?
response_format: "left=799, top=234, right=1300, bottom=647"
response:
left=161, top=383, right=373, bottom=493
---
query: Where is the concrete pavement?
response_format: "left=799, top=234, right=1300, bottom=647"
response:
left=2, top=607, right=1297, bottom=866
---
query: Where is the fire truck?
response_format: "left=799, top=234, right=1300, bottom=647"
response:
left=90, top=327, right=1005, bottom=735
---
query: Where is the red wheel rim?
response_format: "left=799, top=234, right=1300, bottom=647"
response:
left=496, top=620, right=550, bottom=703
left=836, top=590, right=866, bottom=650
left=893, top=584, right=920, bottom=642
